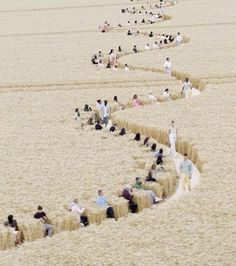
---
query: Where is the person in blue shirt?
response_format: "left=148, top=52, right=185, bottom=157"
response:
left=179, top=153, right=193, bottom=191
left=96, top=190, right=114, bottom=218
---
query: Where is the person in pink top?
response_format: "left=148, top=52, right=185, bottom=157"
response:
left=132, top=94, right=141, bottom=107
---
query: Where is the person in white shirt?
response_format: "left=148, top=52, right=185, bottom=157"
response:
left=148, top=92, right=157, bottom=103
left=160, top=34, right=165, bottom=44
left=164, top=57, right=172, bottom=75
left=175, top=32, right=183, bottom=45
left=69, top=199, right=88, bottom=226
left=162, top=88, right=171, bottom=101
left=181, top=77, right=192, bottom=98
left=168, top=120, right=178, bottom=157
left=145, top=43, right=151, bottom=50
left=74, top=108, right=80, bottom=121
left=124, top=64, right=130, bottom=71
left=100, top=100, right=110, bottom=126
left=153, top=41, right=159, bottom=49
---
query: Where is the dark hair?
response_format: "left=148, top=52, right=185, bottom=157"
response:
left=37, top=205, right=43, bottom=210
left=151, top=143, right=157, bottom=152
left=184, top=153, right=188, bottom=156
left=119, top=128, right=126, bottom=136
left=159, top=148, right=163, bottom=154
left=75, top=108, right=78, bottom=112
left=110, top=126, right=116, bottom=132
left=114, top=96, right=118, bottom=102
left=8, top=215, right=13, bottom=223
left=134, top=133, right=141, bottom=141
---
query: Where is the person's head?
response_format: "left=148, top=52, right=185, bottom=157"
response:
left=133, top=94, right=138, bottom=99
left=73, top=198, right=78, bottom=204
left=135, top=177, right=142, bottom=184
left=37, top=205, right=43, bottom=211
left=151, top=143, right=157, bottom=152
left=134, top=132, right=141, bottom=141
left=166, top=57, right=170, bottom=61
left=165, top=88, right=169, bottom=92
left=99, top=59, right=102, bottom=64
left=8, top=215, right=13, bottom=223
left=134, top=45, right=137, bottom=48
left=177, top=32, right=180, bottom=35
left=185, top=77, right=189, bottom=82
left=114, top=96, right=118, bottom=102
left=119, top=128, right=126, bottom=135
left=109, top=49, right=114, bottom=54
left=75, top=108, right=78, bottom=113
left=97, top=99, right=101, bottom=104
left=155, top=41, right=158, bottom=45
left=146, top=43, right=149, bottom=46
left=98, top=189, right=103, bottom=196
left=159, top=148, right=163, bottom=154
left=183, top=153, right=188, bottom=160
left=125, top=64, right=128, bottom=68
left=171, top=121, right=175, bottom=126
left=104, top=100, right=108, bottom=106
left=151, top=164, right=156, bottom=170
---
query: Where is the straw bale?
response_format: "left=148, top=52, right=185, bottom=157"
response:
left=84, top=206, right=107, bottom=224
left=0, top=229, right=15, bottom=250
left=133, top=191, right=152, bottom=212
left=109, top=197, right=129, bottom=220
left=142, top=182, right=164, bottom=199
left=20, top=220, right=44, bottom=242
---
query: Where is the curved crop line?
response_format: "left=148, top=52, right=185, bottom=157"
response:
left=0, top=0, right=206, bottom=252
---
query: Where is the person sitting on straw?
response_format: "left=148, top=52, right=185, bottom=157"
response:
left=121, top=187, right=138, bottom=213
left=146, top=170, right=157, bottom=182
left=132, top=94, right=142, bottom=107
left=4, top=215, right=21, bottom=245
left=96, top=190, right=114, bottom=219
left=133, top=177, right=162, bottom=203
left=162, top=88, right=172, bottom=101
left=33, top=206, right=53, bottom=237
left=69, top=199, right=89, bottom=226
left=179, top=153, right=193, bottom=191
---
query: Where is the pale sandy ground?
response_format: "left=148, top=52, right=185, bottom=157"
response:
left=0, top=0, right=236, bottom=265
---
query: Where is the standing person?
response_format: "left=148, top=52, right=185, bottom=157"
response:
left=168, top=121, right=178, bottom=157
left=4, top=215, right=21, bottom=245
left=164, top=57, right=172, bottom=75
left=109, top=49, right=117, bottom=67
left=33, top=206, right=53, bottom=237
left=100, top=100, right=110, bottom=126
left=179, top=153, right=193, bottom=191
left=124, top=64, right=130, bottom=71
left=96, top=190, right=114, bottom=218
left=181, top=77, right=192, bottom=98
left=75, top=108, right=80, bottom=121
left=175, top=32, right=183, bottom=45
